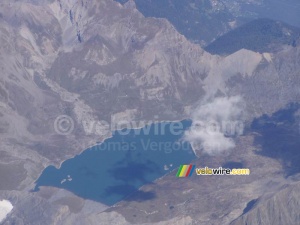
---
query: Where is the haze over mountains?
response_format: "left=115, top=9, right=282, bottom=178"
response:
left=116, top=0, right=300, bottom=45
left=0, top=0, right=299, bottom=224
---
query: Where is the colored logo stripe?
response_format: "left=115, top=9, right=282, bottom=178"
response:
left=188, top=165, right=195, bottom=177
left=176, top=165, right=184, bottom=177
left=176, top=165, right=195, bottom=177
left=180, top=165, right=189, bottom=177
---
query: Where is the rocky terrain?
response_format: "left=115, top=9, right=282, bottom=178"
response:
left=0, top=0, right=299, bottom=224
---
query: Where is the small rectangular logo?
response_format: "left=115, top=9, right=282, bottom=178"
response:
left=176, top=165, right=250, bottom=177
left=176, top=164, right=195, bottom=177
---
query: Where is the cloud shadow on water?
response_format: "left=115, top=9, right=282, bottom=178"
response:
left=103, top=158, right=160, bottom=205
left=109, top=159, right=160, bottom=183
left=34, top=120, right=195, bottom=206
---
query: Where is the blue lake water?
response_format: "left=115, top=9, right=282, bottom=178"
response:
left=34, top=120, right=196, bottom=206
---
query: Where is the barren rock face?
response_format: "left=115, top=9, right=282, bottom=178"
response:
left=0, top=0, right=299, bottom=224
left=231, top=182, right=300, bottom=225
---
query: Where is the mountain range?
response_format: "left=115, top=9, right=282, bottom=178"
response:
left=0, top=0, right=299, bottom=224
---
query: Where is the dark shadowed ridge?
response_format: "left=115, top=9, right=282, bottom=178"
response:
left=115, top=0, right=235, bottom=45
left=205, top=18, right=300, bottom=55
left=115, top=0, right=300, bottom=47
left=242, top=199, right=258, bottom=214
left=251, top=103, right=300, bottom=176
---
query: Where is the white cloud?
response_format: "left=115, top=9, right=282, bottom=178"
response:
left=184, top=96, right=245, bottom=156
left=0, top=200, right=13, bottom=223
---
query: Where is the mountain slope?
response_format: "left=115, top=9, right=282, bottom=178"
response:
left=231, top=181, right=300, bottom=225
left=115, top=0, right=300, bottom=46
left=205, top=18, right=300, bottom=55
left=0, top=0, right=300, bottom=225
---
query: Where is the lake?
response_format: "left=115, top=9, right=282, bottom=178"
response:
left=34, top=120, right=196, bottom=206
